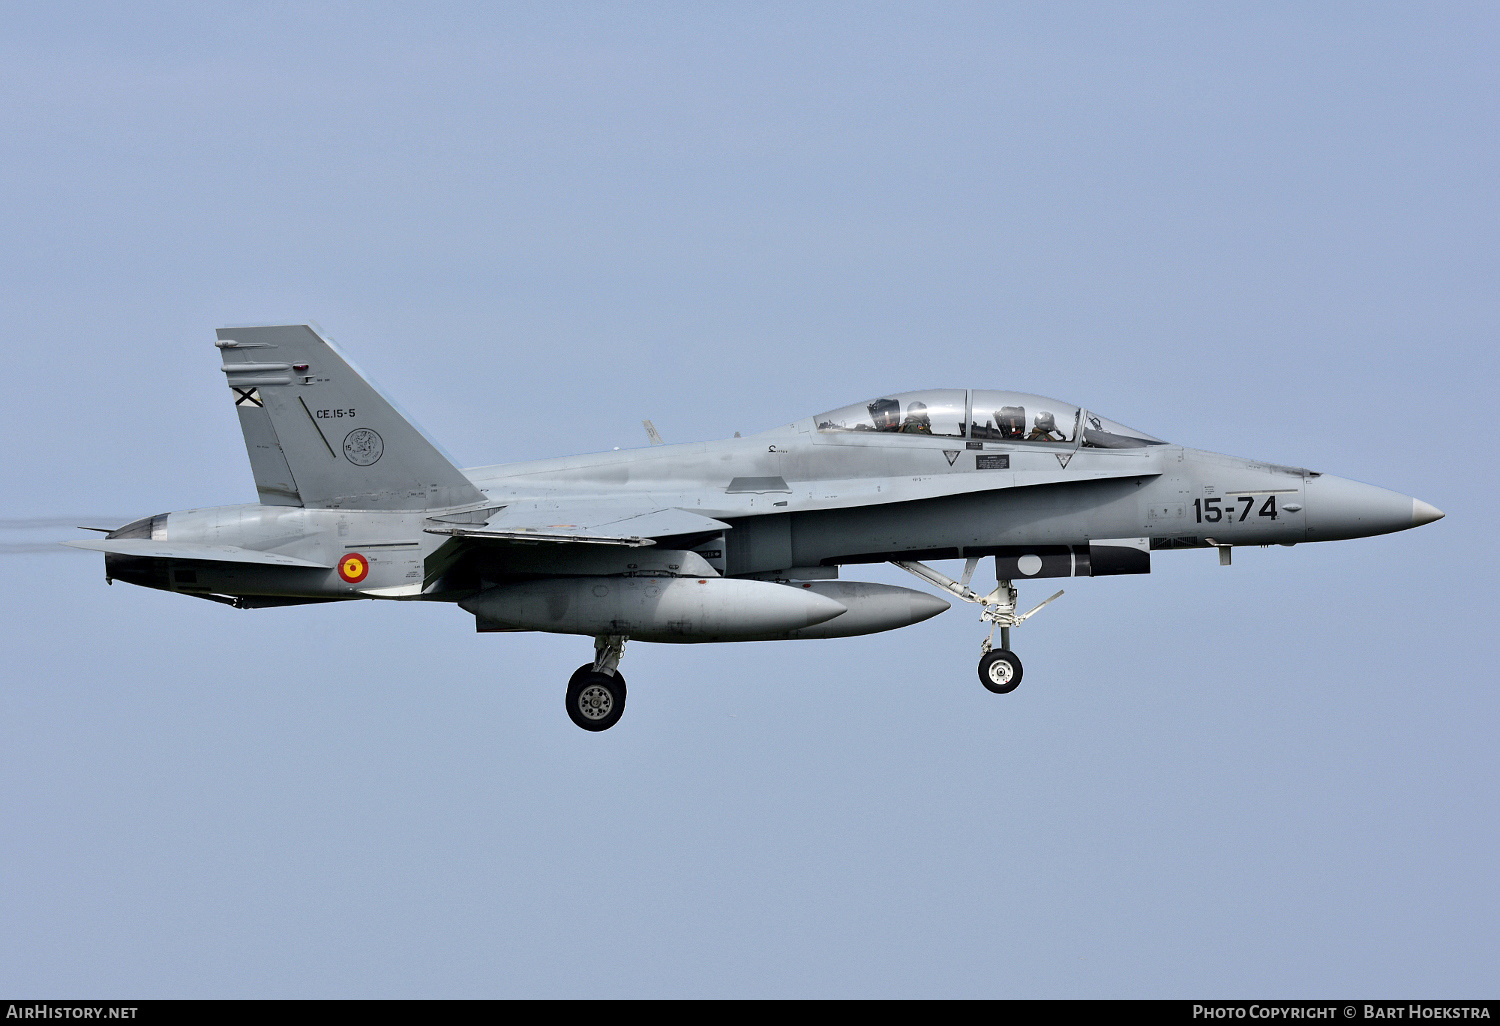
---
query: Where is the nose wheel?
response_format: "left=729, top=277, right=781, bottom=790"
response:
left=893, top=557, right=1061, bottom=696
left=566, top=634, right=628, bottom=731
left=977, top=649, right=1023, bottom=694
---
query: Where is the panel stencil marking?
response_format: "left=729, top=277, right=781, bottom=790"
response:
left=976, top=454, right=1009, bottom=470
left=233, top=387, right=262, bottom=407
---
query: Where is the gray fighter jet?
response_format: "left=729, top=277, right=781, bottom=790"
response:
left=70, top=324, right=1444, bottom=731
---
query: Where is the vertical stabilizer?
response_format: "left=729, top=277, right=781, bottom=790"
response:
left=216, top=324, right=484, bottom=510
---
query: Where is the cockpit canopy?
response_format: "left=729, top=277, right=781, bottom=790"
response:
left=813, top=390, right=1165, bottom=448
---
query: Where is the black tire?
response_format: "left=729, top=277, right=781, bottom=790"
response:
left=566, top=671, right=627, bottom=731
left=978, top=649, right=1023, bottom=694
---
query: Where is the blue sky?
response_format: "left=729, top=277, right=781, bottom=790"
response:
left=1, top=2, right=1495, bottom=997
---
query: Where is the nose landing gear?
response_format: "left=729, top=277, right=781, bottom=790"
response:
left=566, top=634, right=628, bottom=731
left=892, top=557, right=1063, bottom=695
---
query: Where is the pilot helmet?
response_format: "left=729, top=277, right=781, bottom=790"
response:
left=905, top=401, right=930, bottom=425
left=1034, top=411, right=1057, bottom=432
left=867, top=397, right=902, bottom=431
left=997, top=406, right=1026, bottom=436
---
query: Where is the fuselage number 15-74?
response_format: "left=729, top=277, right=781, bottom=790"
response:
left=1194, top=495, right=1278, bottom=523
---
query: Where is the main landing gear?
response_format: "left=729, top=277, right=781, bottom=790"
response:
left=567, top=634, right=628, bottom=731
left=892, top=557, right=1064, bottom=696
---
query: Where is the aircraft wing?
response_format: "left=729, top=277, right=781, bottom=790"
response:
left=63, top=538, right=332, bottom=568
left=422, top=504, right=733, bottom=583
left=425, top=505, right=730, bottom=548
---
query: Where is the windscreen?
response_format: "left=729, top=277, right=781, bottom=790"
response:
left=1081, top=411, right=1166, bottom=448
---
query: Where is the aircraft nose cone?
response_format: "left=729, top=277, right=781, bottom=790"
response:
left=1412, top=499, right=1444, bottom=527
left=1304, top=475, right=1435, bottom=542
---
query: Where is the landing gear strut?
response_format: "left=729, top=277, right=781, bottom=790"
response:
left=566, top=634, right=628, bottom=731
left=892, top=557, right=1063, bottom=695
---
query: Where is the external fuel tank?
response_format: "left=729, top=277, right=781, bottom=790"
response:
left=460, top=576, right=848, bottom=642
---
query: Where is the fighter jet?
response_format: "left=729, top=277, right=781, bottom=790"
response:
left=69, top=324, right=1444, bottom=731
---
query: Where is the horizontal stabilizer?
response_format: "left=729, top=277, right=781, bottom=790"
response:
left=63, top=538, right=331, bottom=568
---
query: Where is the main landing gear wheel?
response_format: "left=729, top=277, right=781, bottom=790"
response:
left=567, top=670, right=627, bottom=731
left=978, top=649, right=1023, bottom=694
